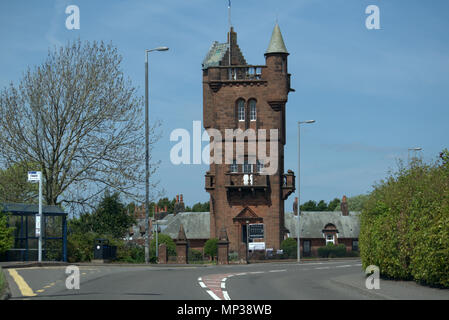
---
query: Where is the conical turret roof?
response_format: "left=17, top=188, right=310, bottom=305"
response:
left=266, top=23, right=288, bottom=54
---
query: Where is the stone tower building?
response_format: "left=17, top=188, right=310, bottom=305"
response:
left=203, top=24, right=296, bottom=253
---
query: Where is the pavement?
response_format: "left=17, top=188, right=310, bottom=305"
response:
left=2, top=259, right=448, bottom=300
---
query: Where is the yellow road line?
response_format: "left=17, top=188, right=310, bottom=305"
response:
left=7, top=269, right=36, bottom=297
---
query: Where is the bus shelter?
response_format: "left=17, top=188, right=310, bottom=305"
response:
left=0, top=203, right=67, bottom=262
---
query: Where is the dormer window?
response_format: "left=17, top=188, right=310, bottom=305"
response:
left=249, top=100, right=257, bottom=121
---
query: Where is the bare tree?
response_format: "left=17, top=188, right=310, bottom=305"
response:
left=0, top=39, right=160, bottom=212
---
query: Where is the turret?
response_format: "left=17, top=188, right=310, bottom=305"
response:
left=265, top=23, right=290, bottom=110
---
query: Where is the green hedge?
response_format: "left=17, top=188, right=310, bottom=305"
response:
left=317, top=243, right=346, bottom=258
left=360, top=154, right=449, bottom=287
left=281, top=238, right=297, bottom=258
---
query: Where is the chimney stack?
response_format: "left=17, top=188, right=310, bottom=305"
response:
left=180, top=194, right=184, bottom=203
left=341, top=195, right=349, bottom=216
left=176, top=195, right=179, bottom=203
left=293, top=197, right=298, bottom=215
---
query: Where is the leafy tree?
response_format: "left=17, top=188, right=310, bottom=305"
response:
left=316, top=200, right=328, bottom=211
left=191, top=202, right=210, bottom=212
left=334, top=194, right=369, bottom=212
left=0, top=161, right=38, bottom=203
left=204, top=238, right=218, bottom=259
left=300, top=200, right=318, bottom=211
left=0, top=39, right=160, bottom=211
left=327, top=198, right=341, bottom=211
left=150, top=233, right=176, bottom=257
left=90, top=191, right=135, bottom=239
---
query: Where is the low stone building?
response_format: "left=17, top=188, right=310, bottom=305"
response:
left=126, top=198, right=360, bottom=258
left=284, top=211, right=360, bottom=257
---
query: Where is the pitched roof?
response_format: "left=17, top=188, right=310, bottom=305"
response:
left=266, top=23, right=288, bottom=54
left=284, top=211, right=360, bottom=239
left=202, top=41, right=229, bottom=70
left=159, top=212, right=210, bottom=239
left=157, top=210, right=360, bottom=240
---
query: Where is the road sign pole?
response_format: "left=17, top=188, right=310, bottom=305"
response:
left=38, top=172, right=42, bottom=262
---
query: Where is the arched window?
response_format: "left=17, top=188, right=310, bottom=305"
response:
left=238, top=100, right=245, bottom=121
left=249, top=100, right=257, bottom=121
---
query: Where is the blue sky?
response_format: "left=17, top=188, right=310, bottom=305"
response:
left=1, top=0, right=448, bottom=211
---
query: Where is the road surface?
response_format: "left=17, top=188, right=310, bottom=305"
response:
left=4, top=259, right=449, bottom=300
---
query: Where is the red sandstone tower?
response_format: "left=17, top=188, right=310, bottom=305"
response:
left=203, top=24, right=296, bottom=253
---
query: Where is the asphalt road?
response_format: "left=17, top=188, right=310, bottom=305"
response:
left=4, top=259, right=449, bottom=300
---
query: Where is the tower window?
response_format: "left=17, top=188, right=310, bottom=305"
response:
left=230, top=160, right=238, bottom=173
left=243, top=160, right=253, bottom=173
left=249, top=100, right=257, bottom=121
left=238, top=100, right=245, bottom=121
left=256, top=160, right=264, bottom=173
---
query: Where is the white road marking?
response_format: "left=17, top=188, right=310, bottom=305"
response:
left=221, top=282, right=226, bottom=289
left=316, top=267, right=331, bottom=270
left=206, top=290, right=221, bottom=300
left=223, top=291, right=231, bottom=300
left=199, top=281, right=207, bottom=288
left=250, top=271, right=265, bottom=274
left=336, top=265, right=352, bottom=268
left=269, top=269, right=287, bottom=273
left=236, top=272, right=247, bottom=276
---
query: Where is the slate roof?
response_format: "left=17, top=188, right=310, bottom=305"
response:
left=1, top=203, right=66, bottom=216
left=284, top=211, right=360, bottom=239
left=159, top=212, right=210, bottom=239
left=266, top=24, right=288, bottom=54
left=155, top=211, right=360, bottom=240
left=202, top=41, right=229, bottom=70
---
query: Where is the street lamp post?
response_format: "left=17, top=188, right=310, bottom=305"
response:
left=297, top=120, right=316, bottom=263
left=145, top=47, right=169, bottom=264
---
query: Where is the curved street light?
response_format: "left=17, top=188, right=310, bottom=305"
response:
left=145, top=46, right=169, bottom=264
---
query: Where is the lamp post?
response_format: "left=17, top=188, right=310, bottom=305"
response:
left=297, top=120, right=316, bottom=263
left=145, top=47, right=169, bottom=264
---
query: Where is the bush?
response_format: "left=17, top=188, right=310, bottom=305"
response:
left=188, top=249, right=203, bottom=262
left=67, top=232, right=99, bottom=262
left=281, top=238, right=297, bottom=259
left=150, top=233, right=176, bottom=258
left=0, top=212, right=14, bottom=254
left=360, top=154, right=449, bottom=287
left=317, top=243, right=346, bottom=258
left=204, top=238, right=218, bottom=259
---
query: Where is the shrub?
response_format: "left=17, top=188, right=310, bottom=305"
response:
left=281, top=238, right=297, bottom=259
left=150, top=233, right=176, bottom=258
left=360, top=154, right=449, bottom=287
left=204, top=238, right=218, bottom=259
left=317, top=243, right=346, bottom=258
left=67, top=232, right=99, bottom=262
left=188, top=249, right=203, bottom=262
left=0, top=212, right=14, bottom=254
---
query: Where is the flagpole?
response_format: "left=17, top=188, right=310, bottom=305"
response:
left=228, top=0, right=231, bottom=67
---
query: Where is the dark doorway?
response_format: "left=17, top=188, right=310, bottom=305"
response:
left=303, top=240, right=311, bottom=257
left=242, top=224, right=248, bottom=244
